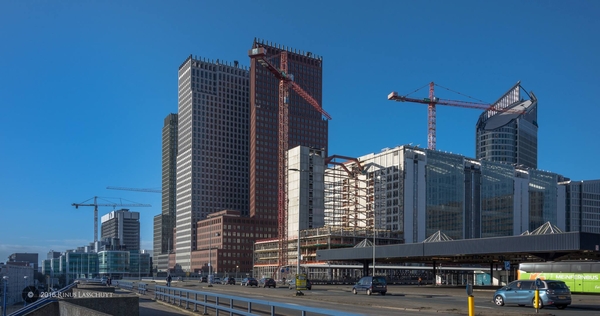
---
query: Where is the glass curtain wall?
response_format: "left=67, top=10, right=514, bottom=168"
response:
left=98, top=251, right=130, bottom=277
left=425, top=151, right=465, bottom=239
left=528, top=170, right=558, bottom=230
left=480, top=161, right=514, bottom=237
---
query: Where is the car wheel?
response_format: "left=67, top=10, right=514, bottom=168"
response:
left=556, top=305, right=567, bottom=310
left=532, top=298, right=543, bottom=309
left=352, top=288, right=357, bottom=295
left=367, top=289, right=372, bottom=296
left=494, top=295, right=505, bottom=306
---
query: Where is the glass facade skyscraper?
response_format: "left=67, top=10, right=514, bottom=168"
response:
left=476, top=82, right=538, bottom=169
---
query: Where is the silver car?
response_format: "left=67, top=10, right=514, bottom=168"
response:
left=493, top=280, right=571, bottom=309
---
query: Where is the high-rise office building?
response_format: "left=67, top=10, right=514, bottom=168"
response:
left=175, top=56, right=250, bottom=271
left=475, top=82, right=538, bottom=169
left=100, top=209, right=140, bottom=251
left=154, top=113, right=178, bottom=271
left=249, top=38, right=329, bottom=233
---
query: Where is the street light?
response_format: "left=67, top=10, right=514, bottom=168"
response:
left=236, top=265, right=239, bottom=279
left=2, top=276, right=8, bottom=316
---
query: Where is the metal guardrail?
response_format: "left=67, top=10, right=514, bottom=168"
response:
left=153, top=285, right=364, bottom=316
left=117, top=281, right=135, bottom=291
left=116, top=281, right=147, bottom=294
left=8, top=282, right=78, bottom=316
left=138, top=283, right=147, bottom=295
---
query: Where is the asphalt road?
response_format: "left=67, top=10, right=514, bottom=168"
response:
left=144, top=280, right=600, bottom=316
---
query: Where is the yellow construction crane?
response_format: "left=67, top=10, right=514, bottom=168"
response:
left=72, top=196, right=151, bottom=242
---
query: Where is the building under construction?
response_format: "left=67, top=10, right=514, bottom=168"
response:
left=252, top=146, right=404, bottom=279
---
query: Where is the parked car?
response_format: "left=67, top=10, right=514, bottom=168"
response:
left=241, top=277, right=258, bottom=287
left=200, top=276, right=207, bottom=283
left=263, top=278, right=277, bottom=288
left=352, top=276, right=387, bottom=295
left=493, top=280, right=571, bottom=309
left=224, top=277, right=236, bottom=285
left=213, top=277, right=221, bottom=284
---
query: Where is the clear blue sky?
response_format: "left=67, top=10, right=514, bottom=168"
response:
left=1, top=0, right=599, bottom=265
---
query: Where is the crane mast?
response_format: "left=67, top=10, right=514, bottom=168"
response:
left=72, top=196, right=151, bottom=242
left=388, top=82, right=526, bottom=150
left=249, top=46, right=331, bottom=273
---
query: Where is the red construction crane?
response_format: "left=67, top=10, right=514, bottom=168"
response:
left=388, top=82, right=525, bottom=150
left=72, top=196, right=151, bottom=242
left=249, top=46, right=331, bottom=273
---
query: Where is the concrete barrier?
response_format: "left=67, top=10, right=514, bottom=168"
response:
left=64, top=289, right=138, bottom=316
left=58, top=301, right=112, bottom=316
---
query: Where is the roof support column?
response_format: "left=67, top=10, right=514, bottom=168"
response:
left=490, top=262, right=494, bottom=286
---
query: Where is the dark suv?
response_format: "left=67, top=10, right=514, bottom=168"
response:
left=226, top=277, right=236, bottom=285
left=352, top=276, right=387, bottom=295
left=242, top=277, right=258, bottom=287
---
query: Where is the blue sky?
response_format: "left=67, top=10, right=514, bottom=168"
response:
left=1, top=0, right=599, bottom=265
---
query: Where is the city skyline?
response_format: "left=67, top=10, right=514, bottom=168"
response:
left=2, top=1, right=600, bottom=263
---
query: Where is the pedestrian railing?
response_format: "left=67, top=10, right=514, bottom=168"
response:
left=138, top=282, right=147, bottom=295
left=154, top=285, right=364, bottom=316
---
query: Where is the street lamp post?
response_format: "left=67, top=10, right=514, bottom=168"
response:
left=2, top=276, right=8, bottom=316
left=236, top=265, right=239, bottom=279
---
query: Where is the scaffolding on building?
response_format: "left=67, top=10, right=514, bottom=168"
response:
left=253, top=154, right=407, bottom=280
